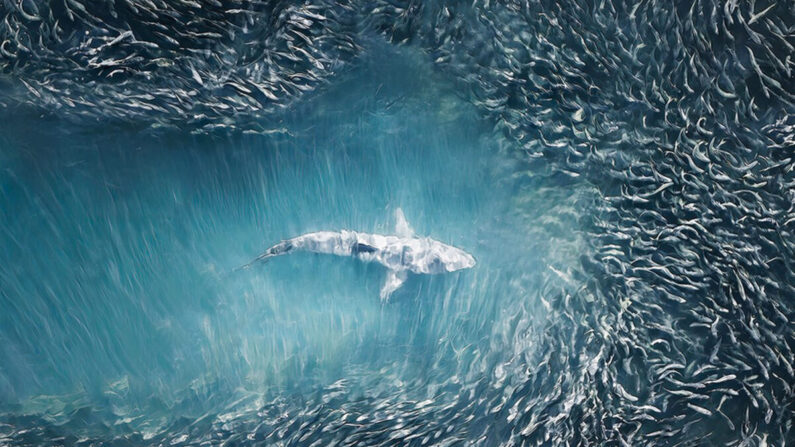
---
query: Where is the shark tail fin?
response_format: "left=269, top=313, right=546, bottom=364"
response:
left=233, top=252, right=274, bottom=273
left=233, top=240, right=294, bottom=273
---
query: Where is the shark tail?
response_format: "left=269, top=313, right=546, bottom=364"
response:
left=233, top=252, right=274, bottom=272
left=234, top=240, right=294, bottom=272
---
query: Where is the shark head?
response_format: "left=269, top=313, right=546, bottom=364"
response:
left=381, top=241, right=475, bottom=301
left=415, top=241, right=476, bottom=274
left=435, top=243, right=477, bottom=272
left=392, top=208, right=476, bottom=274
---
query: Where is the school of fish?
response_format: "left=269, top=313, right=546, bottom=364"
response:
left=1, top=0, right=793, bottom=445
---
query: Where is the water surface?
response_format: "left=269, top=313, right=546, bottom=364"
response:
left=0, top=41, right=589, bottom=441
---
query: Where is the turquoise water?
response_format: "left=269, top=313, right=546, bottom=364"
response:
left=0, top=42, right=589, bottom=437
left=3, top=1, right=794, bottom=444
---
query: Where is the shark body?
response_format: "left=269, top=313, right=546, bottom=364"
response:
left=241, top=209, right=475, bottom=300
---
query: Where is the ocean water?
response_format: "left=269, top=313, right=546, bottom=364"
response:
left=1, top=1, right=793, bottom=445
left=1, top=42, right=590, bottom=443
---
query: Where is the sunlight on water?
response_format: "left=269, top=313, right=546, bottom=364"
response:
left=3, top=0, right=793, bottom=444
left=0, top=41, right=590, bottom=438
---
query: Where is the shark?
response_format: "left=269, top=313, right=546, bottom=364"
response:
left=240, top=209, right=476, bottom=301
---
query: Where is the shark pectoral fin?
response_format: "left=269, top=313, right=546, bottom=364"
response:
left=394, top=208, right=414, bottom=238
left=380, top=269, right=407, bottom=302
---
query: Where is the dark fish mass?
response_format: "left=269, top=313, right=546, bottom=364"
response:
left=1, top=0, right=793, bottom=445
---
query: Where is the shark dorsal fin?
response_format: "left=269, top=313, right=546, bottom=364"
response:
left=394, top=208, right=414, bottom=238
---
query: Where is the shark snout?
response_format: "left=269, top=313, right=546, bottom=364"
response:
left=444, top=249, right=476, bottom=272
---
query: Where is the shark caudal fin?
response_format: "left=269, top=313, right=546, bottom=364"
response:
left=234, top=240, right=294, bottom=272
left=380, top=269, right=408, bottom=302
left=394, top=208, right=414, bottom=238
left=233, top=252, right=274, bottom=272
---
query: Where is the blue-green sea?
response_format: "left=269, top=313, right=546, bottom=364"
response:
left=1, top=43, right=589, bottom=442
left=2, top=1, right=793, bottom=444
